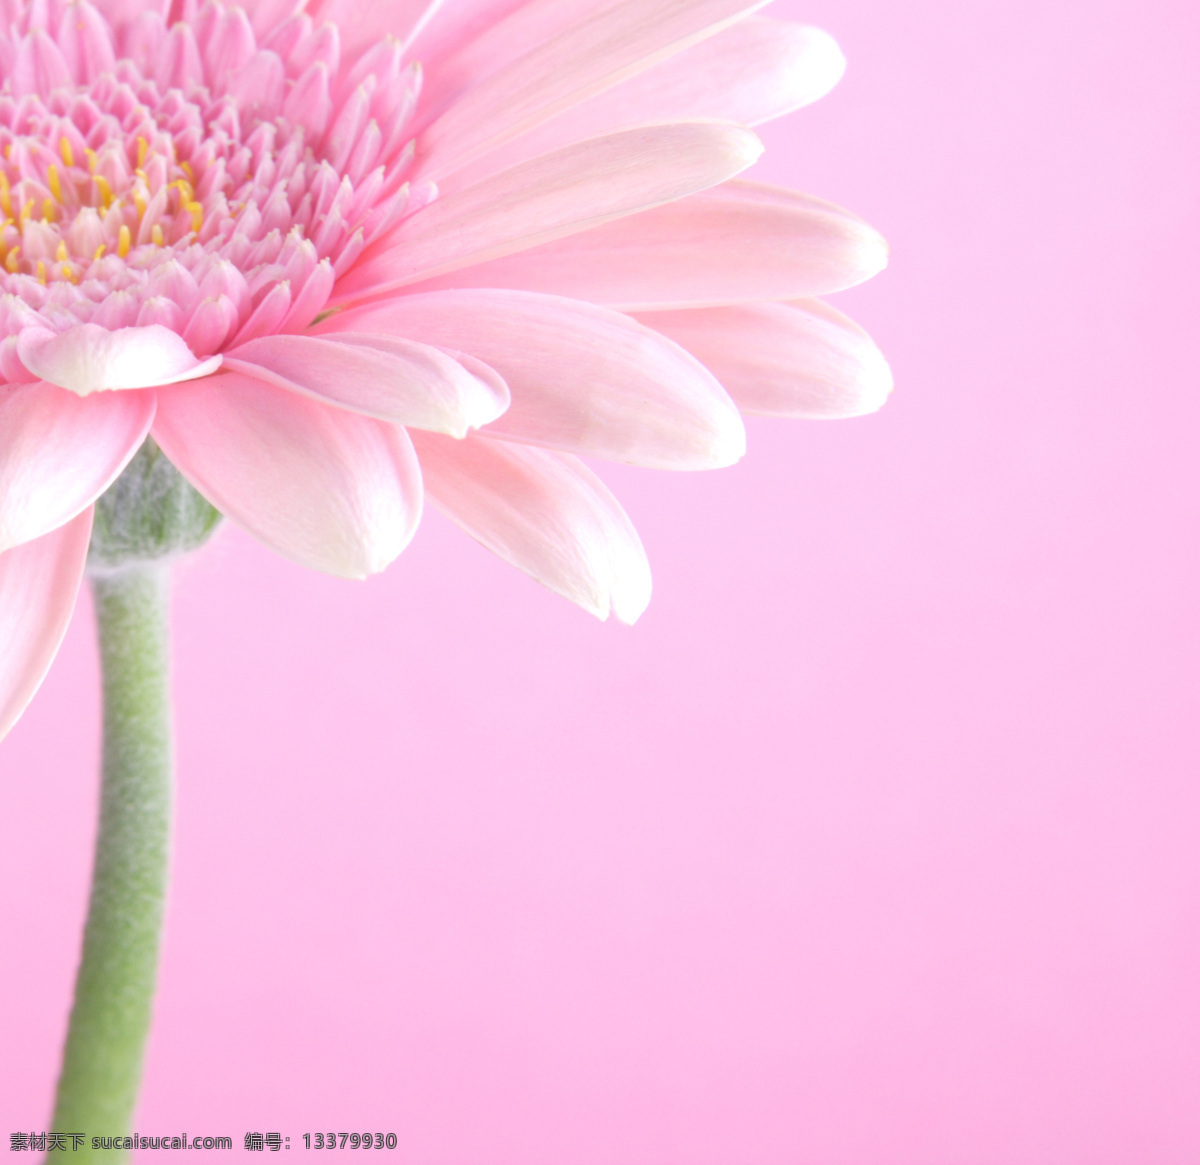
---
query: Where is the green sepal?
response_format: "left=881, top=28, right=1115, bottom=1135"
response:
left=88, top=438, right=223, bottom=572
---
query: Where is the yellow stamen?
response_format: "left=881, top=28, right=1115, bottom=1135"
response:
left=180, top=160, right=194, bottom=181
left=60, top=137, right=74, bottom=167
left=151, top=222, right=164, bottom=246
left=170, top=178, right=195, bottom=204
left=94, top=174, right=113, bottom=207
left=0, top=172, right=11, bottom=219
left=61, top=262, right=77, bottom=283
left=36, top=260, right=46, bottom=285
left=84, top=147, right=97, bottom=172
left=4, top=246, right=18, bottom=273
left=3, top=144, right=11, bottom=160
left=185, top=201, right=203, bottom=234
left=137, top=137, right=148, bottom=168
left=93, top=243, right=107, bottom=260
left=134, top=189, right=146, bottom=220
left=20, top=199, right=33, bottom=225
left=117, top=225, right=131, bottom=257
left=47, top=164, right=62, bottom=202
left=42, top=198, right=56, bottom=222
left=55, top=241, right=68, bottom=262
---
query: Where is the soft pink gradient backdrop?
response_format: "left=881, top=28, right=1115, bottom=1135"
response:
left=4, top=0, right=1198, bottom=1160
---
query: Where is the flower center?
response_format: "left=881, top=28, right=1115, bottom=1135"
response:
left=0, top=2, right=427, bottom=372
left=1, top=79, right=206, bottom=285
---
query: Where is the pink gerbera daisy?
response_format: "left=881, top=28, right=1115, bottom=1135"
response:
left=0, top=0, right=889, bottom=741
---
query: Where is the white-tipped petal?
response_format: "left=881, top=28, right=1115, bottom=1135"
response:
left=418, top=0, right=773, bottom=180
left=225, top=332, right=509, bottom=435
left=635, top=299, right=894, bottom=418
left=153, top=371, right=422, bottom=579
left=0, top=381, right=154, bottom=552
left=449, top=20, right=846, bottom=187
left=0, top=509, right=92, bottom=742
left=17, top=324, right=223, bottom=396
left=412, top=430, right=651, bottom=623
left=320, top=290, right=745, bottom=469
left=409, top=179, right=889, bottom=309
left=336, top=122, right=763, bottom=299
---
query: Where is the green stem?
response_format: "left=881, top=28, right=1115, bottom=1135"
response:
left=50, top=565, right=173, bottom=1156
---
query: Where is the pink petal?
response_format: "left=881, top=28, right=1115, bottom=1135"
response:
left=224, top=332, right=509, bottom=435
left=56, top=0, right=117, bottom=83
left=282, top=60, right=333, bottom=139
left=17, top=325, right=223, bottom=396
left=11, top=30, right=72, bottom=96
left=411, top=430, right=651, bottom=624
left=206, top=5, right=257, bottom=89
left=321, top=290, right=744, bottom=469
left=334, top=122, right=763, bottom=301
left=452, top=20, right=844, bottom=187
left=0, top=509, right=92, bottom=742
left=230, top=281, right=293, bottom=346
left=417, top=0, right=771, bottom=181
left=152, top=372, right=422, bottom=579
left=279, top=258, right=335, bottom=332
left=634, top=300, right=894, bottom=419
left=226, top=48, right=286, bottom=116
left=92, top=0, right=170, bottom=26
left=181, top=296, right=241, bottom=356
left=408, top=0, right=555, bottom=86
left=245, top=0, right=309, bottom=38
left=408, top=179, right=888, bottom=309
left=154, top=20, right=204, bottom=91
left=306, top=0, right=442, bottom=58
left=402, top=0, right=459, bottom=48
left=0, top=382, right=154, bottom=553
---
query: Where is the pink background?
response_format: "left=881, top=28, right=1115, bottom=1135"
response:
left=3, top=0, right=1199, bottom=1160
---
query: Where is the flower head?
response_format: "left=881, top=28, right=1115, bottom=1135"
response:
left=0, top=0, right=889, bottom=739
